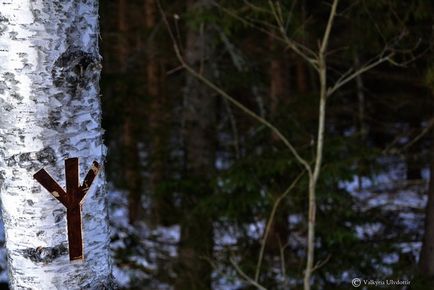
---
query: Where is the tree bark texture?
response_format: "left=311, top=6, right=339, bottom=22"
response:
left=0, top=1, right=113, bottom=288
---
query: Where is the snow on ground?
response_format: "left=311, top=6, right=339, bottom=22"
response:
left=338, top=164, right=429, bottom=284
left=0, top=159, right=429, bottom=289
left=108, top=185, right=181, bottom=288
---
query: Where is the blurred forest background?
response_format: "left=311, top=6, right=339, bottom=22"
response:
left=2, top=0, right=434, bottom=289
left=99, top=0, right=434, bottom=289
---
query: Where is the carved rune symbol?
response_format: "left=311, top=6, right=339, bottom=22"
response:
left=33, top=158, right=100, bottom=261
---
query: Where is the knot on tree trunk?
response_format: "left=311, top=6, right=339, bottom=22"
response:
left=21, top=243, right=68, bottom=263
left=51, top=47, right=101, bottom=96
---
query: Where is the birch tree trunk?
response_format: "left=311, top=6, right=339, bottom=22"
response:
left=0, top=1, right=113, bottom=288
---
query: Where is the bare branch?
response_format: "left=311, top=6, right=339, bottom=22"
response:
left=255, top=172, right=305, bottom=282
left=243, top=0, right=273, bottom=14
left=327, top=54, right=392, bottom=97
left=402, top=118, right=434, bottom=151
left=311, top=254, right=332, bottom=273
left=320, top=0, right=339, bottom=54
left=268, top=0, right=319, bottom=69
left=214, top=1, right=318, bottom=70
left=177, top=46, right=312, bottom=174
left=158, top=0, right=312, bottom=175
left=230, top=258, right=268, bottom=290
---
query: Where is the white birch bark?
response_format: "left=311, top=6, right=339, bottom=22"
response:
left=0, top=1, right=114, bottom=289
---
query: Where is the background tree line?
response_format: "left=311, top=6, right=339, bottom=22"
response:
left=97, top=0, right=434, bottom=289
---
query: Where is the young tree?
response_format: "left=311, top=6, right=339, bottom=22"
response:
left=165, top=0, right=399, bottom=288
left=0, top=1, right=113, bottom=288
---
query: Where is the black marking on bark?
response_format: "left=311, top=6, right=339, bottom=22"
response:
left=21, top=244, right=68, bottom=263
left=5, top=157, right=16, bottom=167
left=26, top=200, right=34, bottom=206
left=31, top=9, right=43, bottom=23
left=3, top=73, right=18, bottom=85
left=53, top=209, right=66, bottom=224
left=36, top=147, right=57, bottom=165
left=31, top=186, right=40, bottom=194
left=82, top=274, right=119, bottom=290
left=18, top=153, right=31, bottom=164
left=46, top=110, right=61, bottom=129
left=0, top=170, right=5, bottom=190
left=2, top=73, right=23, bottom=101
left=0, top=14, right=8, bottom=36
left=5, top=147, right=56, bottom=171
left=0, top=80, right=6, bottom=94
left=51, top=47, right=100, bottom=98
left=9, top=31, right=18, bottom=40
left=53, top=92, right=66, bottom=101
left=10, top=92, right=24, bottom=101
left=2, top=103, right=13, bottom=111
left=36, top=231, right=44, bottom=237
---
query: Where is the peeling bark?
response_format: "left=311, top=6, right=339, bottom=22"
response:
left=0, top=1, right=113, bottom=289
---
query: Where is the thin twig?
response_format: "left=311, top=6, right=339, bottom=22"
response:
left=176, top=45, right=312, bottom=174
left=230, top=258, right=268, bottom=290
left=268, top=0, right=319, bottom=70
left=157, top=1, right=312, bottom=175
left=320, top=0, right=339, bottom=55
left=402, top=118, right=434, bottom=152
left=216, top=1, right=318, bottom=70
left=243, top=0, right=272, bottom=14
left=327, top=54, right=392, bottom=97
left=254, top=172, right=305, bottom=281
left=311, top=254, right=331, bottom=273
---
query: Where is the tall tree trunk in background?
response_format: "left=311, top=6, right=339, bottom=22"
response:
left=354, top=53, right=367, bottom=190
left=175, top=0, right=215, bottom=289
left=266, top=37, right=290, bottom=253
left=295, top=59, right=309, bottom=95
left=0, top=1, right=113, bottom=288
left=419, top=129, right=434, bottom=278
left=146, top=0, right=170, bottom=226
left=118, top=0, right=142, bottom=224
